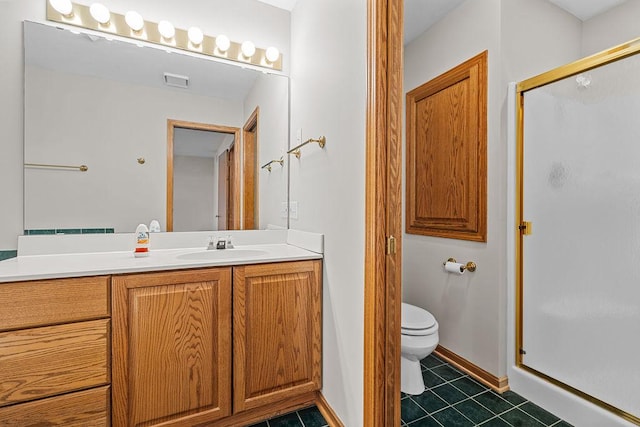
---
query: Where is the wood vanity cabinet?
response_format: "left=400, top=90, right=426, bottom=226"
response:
left=233, top=260, right=322, bottom=413
left=111, top=260, right=322, bottom=426
left=112, top=268, right=232, bottom=427
left=0, top=276, right=111, bottom=426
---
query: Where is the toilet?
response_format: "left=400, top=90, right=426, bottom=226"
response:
left=401, top=302, right=439, bottom=395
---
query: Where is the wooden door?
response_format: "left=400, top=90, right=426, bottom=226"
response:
left=242, top=108, right=258, bottom=230
left=405, top=51, right=487, bottom=242
left=217, top=150, right=229, bottom=230
left=112, top=268, right=232, bottom=427
left=232, top=261, right=322, bottom=413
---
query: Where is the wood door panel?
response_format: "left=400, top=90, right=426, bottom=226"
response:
left=0, top=319, right=109, bottom=406
left=406, top=51, right=487, bottom=241
left=112, top=268, right=231, bottom=427
left=233, top=261, right=322, bottom=412
left=0, top=385, right=111, bottom=426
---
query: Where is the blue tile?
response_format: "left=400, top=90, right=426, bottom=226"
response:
left=501, top=408, right=545, bottom=427
left=401, top=396, right=428, bottom=424
left=247, top=423, right=268, bottom=427
left=474, top=391, right=514, bottom=415
left=519, top=402, right=560, bottom=425
left=0, top=250, right=17, bottom=261
left=421, top=354, right=446, bottom=369
left=25, top=229, right=55, bottom=235
left=412, top=391, right=448, bottom=414
left=297, top=406, right=327, bottom=427
left=431, top=383, right=467, bottom=405
left=431, top=407, right=474, bottom=427
left=423, top=369, right=446, bottom=388
left=106, top=228, right=115, bottom=233
left=481, top=417, right=511, bottom=427
left=431, top=364, right=465, bottom=381
left=451, top=376, right=487, bottom=397
left=55, top=228, right=81, bottom=234
left=500, top=390, right=527, bottom=406
left=268, top=412, right=303, bottom=427
left=406, top=416, right=441, bottom=426
left=553, top=421, right=574, bottom=427
left=454, top=398, right=494, bottom=423
left=81, top=228, right=106, bottom=234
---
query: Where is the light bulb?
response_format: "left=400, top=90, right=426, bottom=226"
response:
left=241, top=40, right=256, bottom=58
left=188, top=27, right=204, bottom=46
left=89, top=3, right=110, bottom=24
left=50, top=0, right=73, bottom=16
left=125, top=11, right=144, bottom=32
left=215, top=35, right=230, bottom=52
left=265, top=46, right=280, bottom=63
left=158, top=20, right=175, bottom=39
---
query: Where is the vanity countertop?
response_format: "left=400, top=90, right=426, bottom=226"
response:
left=0, top=243, right=322, bottom=283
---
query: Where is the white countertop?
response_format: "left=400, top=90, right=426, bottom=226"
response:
left=0, top=229, right=324, bottom=283
left=0, top=244, right=322, bottom=283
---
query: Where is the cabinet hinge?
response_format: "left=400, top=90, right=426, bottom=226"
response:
left=386, top=236, right=397, bottom=255
left=519, top=221, right=532, bottom=235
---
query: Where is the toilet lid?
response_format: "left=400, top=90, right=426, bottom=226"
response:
left=402, top=303, right=436, bottom=331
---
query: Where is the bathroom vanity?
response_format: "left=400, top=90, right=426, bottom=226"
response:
left=0, top=230, right=323, bottom=427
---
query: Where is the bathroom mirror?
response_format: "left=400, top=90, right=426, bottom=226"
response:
left=23, top=21, right=289, bottom=234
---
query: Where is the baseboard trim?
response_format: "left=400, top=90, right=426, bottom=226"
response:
left=316, top=392, right=345, bottom=427
left=435, top=345, right=509, bottom=393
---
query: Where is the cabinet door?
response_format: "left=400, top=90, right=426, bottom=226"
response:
left=112, top=268, right=231, bottom=427
left=233, top=260, right=322, bottom=412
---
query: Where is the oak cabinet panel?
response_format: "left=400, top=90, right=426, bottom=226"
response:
left=0, top=319, right=110, bottom=406
left=233, top=260, right=322, bottom=412
left=0, top=386, right=110, bottom=426
left=112, top=268, right=232, bottom=427
left=0, top=276, right=110, bottom=331
left=406, top=51, right=487, bottom=242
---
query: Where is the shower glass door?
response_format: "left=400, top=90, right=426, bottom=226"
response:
left=518, top=48, right=640, bottom=422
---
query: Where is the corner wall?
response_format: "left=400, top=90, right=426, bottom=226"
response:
left=402, top=0, right=504, bottom=378
left=289, top=0, right=367, bottom=425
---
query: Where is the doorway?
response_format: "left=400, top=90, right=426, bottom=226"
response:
left=166, top=119, right=240, bottom=232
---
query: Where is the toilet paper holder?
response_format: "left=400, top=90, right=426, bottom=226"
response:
left=443, top=258, right=477, bottom=273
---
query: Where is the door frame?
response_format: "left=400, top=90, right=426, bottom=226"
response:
left=364, top=0, right=403, bottom=426
left=242, top=107, right=259, bottom=230
left=166, top=119, right=240, bottom=232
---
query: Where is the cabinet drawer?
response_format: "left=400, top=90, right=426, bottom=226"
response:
left=0, top=276, right=110, bottom=331
left=0, top=385, right=110, bottom=426
left=0, top=319, right=110, bottom=406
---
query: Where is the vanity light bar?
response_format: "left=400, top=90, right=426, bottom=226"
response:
left=46, top=1, right=283, bottom=71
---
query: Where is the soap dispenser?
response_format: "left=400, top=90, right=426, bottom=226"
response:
left=134, top=223, right=150, bottom=257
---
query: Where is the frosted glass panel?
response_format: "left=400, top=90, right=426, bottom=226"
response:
left=522, top=53, right=640, bottom=418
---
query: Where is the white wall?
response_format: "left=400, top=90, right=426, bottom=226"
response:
left=243, top=73, right=289, bottom=229
left=289, top=0, right=366, bottom=425
left=0, top=0, right=289, bottom=248
left=403, top=0, right=504, bottom=377
left=173, top=155, right=216, bottom=232
left=582, top=0, right=640, bottom=57
left=24, top=65, right=241, bottom=232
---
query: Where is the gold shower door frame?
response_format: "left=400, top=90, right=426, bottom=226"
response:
left=515, top=37, right=640, bottom=426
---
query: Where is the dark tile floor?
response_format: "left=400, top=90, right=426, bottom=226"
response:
left=248, top=405, right=328, bottom=427
left=250, top=355, right=573, bottom=427
left=401, top=354, right=573, bottom=427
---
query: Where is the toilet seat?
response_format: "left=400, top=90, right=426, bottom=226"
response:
left=401, top=303, right=438, bottom=336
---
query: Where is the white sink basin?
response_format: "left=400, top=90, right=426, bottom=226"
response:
left=176, top=249, right=269, bottom=261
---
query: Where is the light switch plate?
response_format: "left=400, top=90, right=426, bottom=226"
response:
left=280, top=202, right=288, bottom=218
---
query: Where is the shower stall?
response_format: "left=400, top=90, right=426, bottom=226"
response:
left=514, top=40, right=640, bottom=425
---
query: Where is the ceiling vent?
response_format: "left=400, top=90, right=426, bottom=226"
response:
left=163, top=72, right=189, bottom=89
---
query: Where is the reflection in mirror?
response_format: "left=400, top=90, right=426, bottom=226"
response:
left=23, top=21, right=289, bottom=234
